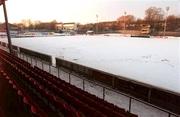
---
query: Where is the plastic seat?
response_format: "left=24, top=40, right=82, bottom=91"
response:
left=17, top=90, right=23, bottom=96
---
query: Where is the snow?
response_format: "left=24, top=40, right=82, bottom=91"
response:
left=0, top=35, right=180, bottom=95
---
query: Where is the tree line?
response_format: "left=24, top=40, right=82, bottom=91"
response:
left=78, top=7, right=180, bottom=34
left=13, top=6, right=180, bottom=34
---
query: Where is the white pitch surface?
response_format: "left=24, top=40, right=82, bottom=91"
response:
left=0, top=35, right=179, bottom=94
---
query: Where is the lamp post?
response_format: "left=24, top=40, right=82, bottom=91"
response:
left=0, top=0, right=13, bottom=54
left=163, top=6, right=169, bottom=37
left=96, top=14, right=98, bottom=34
left=124, top=11, right=127, bottom=33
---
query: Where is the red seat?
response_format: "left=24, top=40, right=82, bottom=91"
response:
left=17, top=90, right=23, bottom=96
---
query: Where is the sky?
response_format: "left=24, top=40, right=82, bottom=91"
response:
left=0, top=0, right=179, bottom=24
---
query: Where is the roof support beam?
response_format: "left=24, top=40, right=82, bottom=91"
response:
left=1, top=0, right=13, bottom=54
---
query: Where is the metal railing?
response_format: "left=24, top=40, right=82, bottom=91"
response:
left=16, top=52, right=179, bottom=117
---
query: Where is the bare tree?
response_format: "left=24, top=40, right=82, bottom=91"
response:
left=166, top=15, right=180, bottom=31
left=145, top=7, right=165, bottom=22
left=145, top=7, right=165, bottom=33
left=117, top=15, right=135, bottom=23
left=117, top=15, right=136, bottom=30
left=20, top=19, right=34, bottom=30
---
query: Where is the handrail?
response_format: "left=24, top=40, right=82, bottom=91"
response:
left=55, top=66, right=179, bottom=117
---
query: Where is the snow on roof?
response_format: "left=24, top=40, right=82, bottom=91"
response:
left=0, top=35, right=180, bottom=94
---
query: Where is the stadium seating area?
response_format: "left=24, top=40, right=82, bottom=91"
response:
left=0, top=48, right=138, bottom=117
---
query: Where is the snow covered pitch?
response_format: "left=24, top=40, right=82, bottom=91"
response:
left=0, top=35, right=179, bottom=95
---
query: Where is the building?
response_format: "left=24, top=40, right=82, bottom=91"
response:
left=63, top=23, right=78, bottom=31
left=55, top=23, right=63, bottom=32
left=0, top=23, right=19, bottom=32
left=140, top=24, right=151, bottom=34
left=55, top=22, right=78, bottom=34
left=0, top=23, right=19, bottom=37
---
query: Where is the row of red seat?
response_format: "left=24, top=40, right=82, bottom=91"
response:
left=0, top=49, right=138, bottom=117
left=0, top=50, right=105, bottom=117
left=0, top=50, right=81, bottom=117
left=0, top=69, right=48, bottom=117
left=33, top=66, right=133, bottom=117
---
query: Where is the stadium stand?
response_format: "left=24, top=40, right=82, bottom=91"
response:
left=0, top=48, right=138, bottom=117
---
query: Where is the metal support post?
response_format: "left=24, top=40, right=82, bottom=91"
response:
left=103, top=87, right=105, bottom=100
left=129, top=97, right=132, bottom=112
left=3, top=2, right=13, bottom=54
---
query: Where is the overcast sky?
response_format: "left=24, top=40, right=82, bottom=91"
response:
left=0, top=0, right=179, bottom=24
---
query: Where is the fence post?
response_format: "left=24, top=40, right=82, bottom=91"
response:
left=83, top=79, right=85, bottom=90
left=69, top=72, right=71, bottom=84
left=103, top=87, right=105, bottom=100
left=129, top=97, right=132, bottom=113
left=42, top=60, right=44, bottom=70
left=58, top=67, right=60, bottom=78
left=49, top=63, right=51, bottom=73
left=19, top=52, right=21, bottom=58
left=148, top=89, right=152, bottom=102
left=35, top=58, right=37, bottom=66
left=26, top=55, right=28, bottom=62
left=112, top=77, right=115, bottom=89
left=24, top=54, right=26, bottom=60
left=22, top=53, right=24, bottom=60
left=25, top=54, right=26, bottom=61
left=30, top=56, right=32, bottom=65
